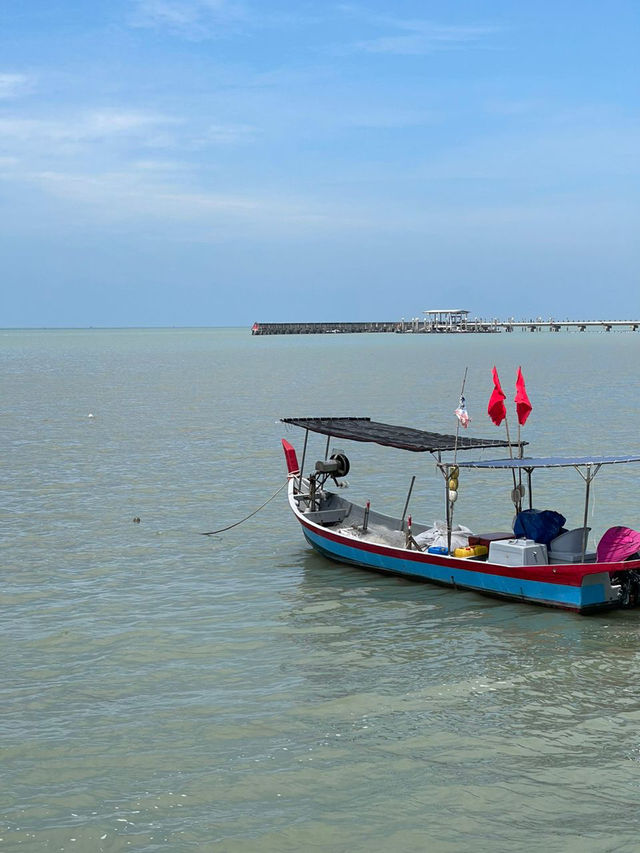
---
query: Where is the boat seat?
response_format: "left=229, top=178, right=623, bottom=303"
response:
left=548, top=551, right=597, bottom=564
left=304, top=508, right=348, bottom=525
left=548, top=527, right=596, bottom=564
left=468, top=532, right=513, bottom=548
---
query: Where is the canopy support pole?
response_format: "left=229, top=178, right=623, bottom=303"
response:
left=401, top=476, right=416, bottom=531
left=298, top=429, right=309, bottom=491
left=576, top=464, right=601, bottom=561
left=444, top=464, right=452, bottom=555
left=581, top=471, right=592, bottom=562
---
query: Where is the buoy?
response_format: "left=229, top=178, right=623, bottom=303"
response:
left=133, top=517, right=141, bottom=523
left=510, top=484, right=526, bottom=504
left=449, top=490, right=458, bottom=504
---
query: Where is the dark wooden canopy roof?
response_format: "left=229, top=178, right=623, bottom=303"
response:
left=282, top=417, right=521, bottom=453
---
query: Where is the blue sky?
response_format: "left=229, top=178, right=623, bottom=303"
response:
left=1, top=0, right=638, bottom=327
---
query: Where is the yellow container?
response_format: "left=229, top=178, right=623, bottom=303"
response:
left=454, top=545, right=488, bottom=559
left=454, top=546, right=475, bottom=558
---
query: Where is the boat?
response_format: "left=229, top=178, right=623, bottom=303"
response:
left=280, top=416, right=640, bottom=614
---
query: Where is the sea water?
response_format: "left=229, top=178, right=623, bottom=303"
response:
left=3, top=327, right=640, bottom=852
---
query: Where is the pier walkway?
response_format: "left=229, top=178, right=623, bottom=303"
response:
left=502, top=320, right=640, bottom=332
left=251, top=318, right=640, bottom=335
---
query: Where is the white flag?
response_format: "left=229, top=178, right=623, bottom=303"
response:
left=454, top=395, right=470, bottom=428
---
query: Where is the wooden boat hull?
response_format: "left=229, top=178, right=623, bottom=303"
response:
left=289, top=484, right=637, bottom=614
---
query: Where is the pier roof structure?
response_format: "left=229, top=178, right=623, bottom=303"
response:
left=424, top=309, right=469, bottom=316
left=423, top=309, right=470, bottom=330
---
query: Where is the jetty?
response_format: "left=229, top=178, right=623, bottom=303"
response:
left=252, top=310, right=640, bottom=336
left=251, top=321, right=400, bottom=335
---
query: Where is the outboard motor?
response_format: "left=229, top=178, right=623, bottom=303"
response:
left=616, top=567, right=640, bottom=607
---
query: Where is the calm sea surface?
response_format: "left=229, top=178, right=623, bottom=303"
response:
left=3, top=327, right=640, bottom=852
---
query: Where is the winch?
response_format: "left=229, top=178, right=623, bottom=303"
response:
left=315, top=453, right=350, bottom=479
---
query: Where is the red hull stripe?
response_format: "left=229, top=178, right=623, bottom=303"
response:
left=298, top=515, right=639, bottom=587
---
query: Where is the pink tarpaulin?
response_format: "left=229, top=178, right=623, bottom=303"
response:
left=597, top=526, right=640, bottom=563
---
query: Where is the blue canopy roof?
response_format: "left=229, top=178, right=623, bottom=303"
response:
left=456, top=455, right=640, bottom=469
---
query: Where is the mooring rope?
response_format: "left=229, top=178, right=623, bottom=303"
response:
left=200, top=479, right=290, bottom=536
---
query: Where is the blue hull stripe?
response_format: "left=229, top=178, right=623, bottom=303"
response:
left=303, top=527, right=607, bottom=611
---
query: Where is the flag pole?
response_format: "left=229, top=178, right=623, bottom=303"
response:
left=453, top=366, right=468, bottom=467
left=517, top=420, right=524, bottom=507
left=448, top=367, right=468, bottom=554
left=488, top=365, right=521, bottom=515
left=504, top=413, right=514, bottom=459
left=514, top=366, right=532, bottom=513
left=503, top=408, right=521, bottom=514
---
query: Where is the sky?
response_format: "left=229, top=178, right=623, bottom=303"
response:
left=1, top=0, right=639, bottom=327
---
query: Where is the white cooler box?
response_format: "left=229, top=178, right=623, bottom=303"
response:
left=489, top=538, right=548, bottom=567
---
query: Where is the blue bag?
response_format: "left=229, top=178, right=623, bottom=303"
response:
left=514, top=509, right=566, bottom=545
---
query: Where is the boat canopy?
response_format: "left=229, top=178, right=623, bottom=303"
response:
left=281, top=417, right=521, bottom=454
left=455, top=454, right=640, bottom=469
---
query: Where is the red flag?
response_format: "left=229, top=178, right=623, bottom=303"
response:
left=515, top=366, right=532, bottom=425
left=488, top=366, right=506, bottom=425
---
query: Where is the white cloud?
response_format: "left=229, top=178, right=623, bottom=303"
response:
left=0, top=163, right=356, bottom=239
left=0, top=103, right=266, bottom=174
left=0, top=110, right=179, bottom=145
left=0, top=73, right=35, bottom=99
left=85, top=110, right=177, bottom=136
left=0, top=155, right=18, bottom=171
left=131, top=0, right=248, bottom=37
left=414, top=118, right=640, bottom=184
left=333, top=7, right=501, bottom=56
left=132, top=158, right=191, bottom=171
left=10, top=166, right=291, bottom=222
left=129, top=0, right=319, bottom=38
left=343, top=109, right=436, bottom=129
left=200, top=123, right=257, bottom=144
left=354, top=22, right=499, bottom=55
